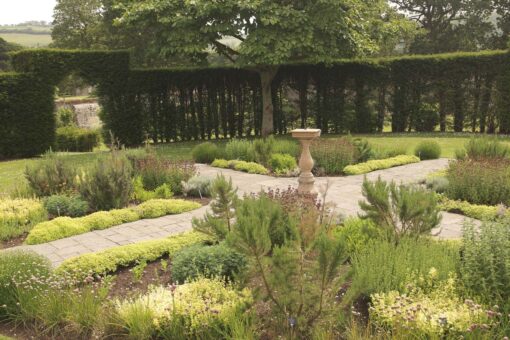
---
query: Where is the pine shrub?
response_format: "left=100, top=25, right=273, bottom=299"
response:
left=43, top=194, right=89, bottom=217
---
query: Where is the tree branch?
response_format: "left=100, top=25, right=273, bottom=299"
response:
left=211, top=40, right=239, bottom=63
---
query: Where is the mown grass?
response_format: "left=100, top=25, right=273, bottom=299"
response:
left=1, top=133, right=509, bottom=195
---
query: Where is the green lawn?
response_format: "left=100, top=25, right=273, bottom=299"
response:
left=1, top=134, right=508, bottom=195
left=0, top=33, right=52, bottom=47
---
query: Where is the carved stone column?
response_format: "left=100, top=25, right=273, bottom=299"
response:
left=291, top=129, right=321, bottom=193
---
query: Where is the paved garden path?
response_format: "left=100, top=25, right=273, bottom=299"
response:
left=8, top=159, right=471, bottom=267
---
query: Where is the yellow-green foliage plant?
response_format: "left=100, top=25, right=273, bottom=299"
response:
left=343, top=155, right=420, bottom=175
left=26, top=199, right=201, bottom=244
left=370, top=269, right=498, bottom=337
left=438, top=195, right=506, bottom=221
left=56, top=232, right=210, bottom=280
left=132, top=176, right=173, bottom=202
left=114, top=277, right=252, bottom=339
left=0, top=198, right=47, bottom=240
left=211, top=159, right=269, bottom=175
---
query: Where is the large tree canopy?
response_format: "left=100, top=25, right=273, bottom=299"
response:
left=113, top=0, right=412, bottom=135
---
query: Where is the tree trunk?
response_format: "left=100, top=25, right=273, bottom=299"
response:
left=259, top=66, right=279, bottom=137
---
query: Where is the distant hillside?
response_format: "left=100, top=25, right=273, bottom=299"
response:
left=0, top=22, right=52, bottom=47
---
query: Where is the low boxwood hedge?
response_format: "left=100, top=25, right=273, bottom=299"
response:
left=211, top=159, right=269, bottom=175
left=55, top=126, right=100, bottom=152
left=343, top=155, right=420, bottom=175
left=56, top=231, right=210, bottom=279
left=26, top=199, right=201, bottom=244
left=438, top=195, right=506, bottom=221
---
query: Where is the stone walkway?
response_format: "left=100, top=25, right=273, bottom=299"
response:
left=8, top=159, right=471, bottom=266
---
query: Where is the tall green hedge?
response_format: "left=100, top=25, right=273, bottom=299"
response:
left=1, top=49, right=509, bottom=158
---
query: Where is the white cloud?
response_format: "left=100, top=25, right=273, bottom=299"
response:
left=0, top=0, right=56, bottom=25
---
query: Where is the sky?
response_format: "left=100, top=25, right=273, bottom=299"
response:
left=0, top=0, right=56, bottom=25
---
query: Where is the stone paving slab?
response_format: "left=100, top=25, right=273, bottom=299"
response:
left=4, top=159, right=472, bottom=266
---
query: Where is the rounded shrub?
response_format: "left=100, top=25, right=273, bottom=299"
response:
left=55, top=127, right=100, bottom=152
left=43, top=194, right=89, bottom=217
left=269, top=153, right=297, bottom=175
left=172, top=243, right=247, bottom=283
left=191, top=142, right=221, bottom=164
left=414, top=140, right=441, bottom=160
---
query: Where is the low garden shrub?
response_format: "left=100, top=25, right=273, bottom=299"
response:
left=348, top=238, right=459, bottom=302
left=191, top=142, right=221, bottom=163
left=438, top=196, right=506, bottom=220
left=446, top=159, right=510, bottom=206
left=211, top=159, right=269, bottom=175
left=0, top=198, right=47, bottom=241
left=268, top=153, right=297, bottom=175
left=80, top=151, right=133, bottom=211
left=0, top=251, right=51, bottom=319
left=424, top=175, right=449, bottom=193
left=181, top=176, right=212, bottom=198
left=461, top=220, right=510, bottom=307
left=25, top=152, right=78, bottom=197
left=272, top=139, right=300, bottom=158
left=43, top=194, right=89, bottom=217
left=311, top=138, right=357, bottom=175
left=414, top=140, right=441, bottom=160
left=26, top=199, right=201, bottom=244
left=172, top=243, right=247, bottom=283
left=360, top=177, right=441, bottom=244
left=464, top=137, right=510, bottom=160
left=370, top=270, right=495, bottom=337
left=253, top=136, right=275, bottom=166
left=132, top=176, right=173, bottom=203
left=343, top=155, right=420, bottom=175
left=114, top=278, right=252, bottom=339
left=224, top=139, right=256, bottom=161
left=55, top=126, right=100, bottom=152
left=373, top=145, right=408, bottom=159
left=56, top=231, right=210, bottom=279
left=56, top=107, right=76, bottom=127
left=333, top=218, right=384, bottom=257
left=133, top=155, right=196, bottom=194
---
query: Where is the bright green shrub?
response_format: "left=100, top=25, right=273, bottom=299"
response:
left=311, top=138, right=357, bottom=175
left=55, top=127, right=100, bottom=152
left=370, top=271, right=493, bottom=337
left=172, top=243, right=247, bottom=283
left=414, top=140, right=441, bottom=160
left=343, top=155, right=420, bottom=175
left=438, top=196, right=505, bottom=220
left=211, top=159, right=269, bottom=175
left=191, top=142, right=221, bottom=164
left=25, top=152, right=77, bottom=197
left=268, top=153, right=297, bottom=175
left=55, top=107, right=76, bottom=127
left=132, top=176, right=173, bottom=202
left=253, top=136, right=275, bottom=166
left=461, top=220, right=510, bottom=307
left=0, top=198, right=47, bottom=241
left=348, top=238, right=459, bottom=302
left=26, top=199, right=199, bottom=244
left=464, top=137, right=510, bottom=160
left=182, top=176, right=212, bottom=198
left=135, top=199, right=201, bottom=219
left=43, top=194, right=89, bottom=217
left=79, top=151, right=133, bottom=211
left=272, top=139, right=300, bottom=158
left=233, top=160, right=269, bottom=174
left=224, top=139, right=256, bottom=161
left=0, top=251, right=51, bottom=319
left=114, top=278, right=252, bottom=339
left=446, top=159, right=510, bottom=206
left=333, top=218, right=383, bottom=257
left=56, top=232, right=210, bottom=279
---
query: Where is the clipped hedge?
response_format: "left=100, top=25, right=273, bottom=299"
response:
left=0, top=198, right=47, bottom=240
left=438, top=196, right=506, bottom=221
left=56, top=231, right=210, bottom=279
left=55, top=126, right=100, bottom=152
left=211, top=159, right=269, bottom=175
left=26, top=199, right=201, bottom=244
left=343, top=155, right=420, bottom=175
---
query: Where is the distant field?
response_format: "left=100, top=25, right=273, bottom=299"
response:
left=0, top=33, right=52, bottom=47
